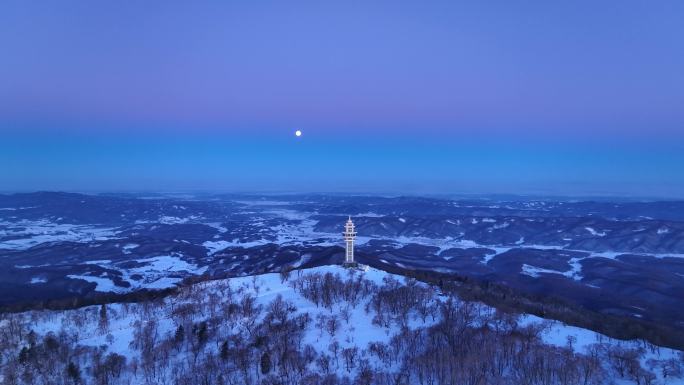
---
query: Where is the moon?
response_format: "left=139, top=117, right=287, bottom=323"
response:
left=295, top=130, right=302, bottom=137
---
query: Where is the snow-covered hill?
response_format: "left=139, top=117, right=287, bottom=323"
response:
left=1, top=265, right=682, bottom=385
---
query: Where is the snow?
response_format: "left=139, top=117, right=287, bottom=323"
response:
left=521, top=264, right=566, bottom=278
left=55, top=265, right=407, bottom=364
left=158, top=215, right=199, bottom=224
left=76, top=202, right=678, bottom=276
left=14, top=265, right=684, bottom=385
left=234, top=199, right=295, bottom=206
left=587, top=250, right=684, bottom=260
left=121, top=243, right=139, bottom=254
left=205, top=222, right=228, bottom=233
left=481, top=247, right=511, bottom=264
left=203, top=239, right=271, bottom=254
left=15, top=264, right=49, bottom=269
left=590, top=251, right=623, bottom=259
left=133, top=255, right=200, bottom=273
left=203, top=265, right=418, bottom=349
left=67, top=275, right=124, bottom=293
left=353, top=212, right=385, bottom=218
left=0, top=219, right=119, bottom=250
left=566, top=257, right=584, bottom=280
left=521, top=314, right=683, bottom=381
left=264, top=208, right=310, bottom=221
left=291, top=253, right=312, bottom=268
left=391, top=235, right=495, bottom=254
left=520, top=258, right=583, bottom=281
left=585, top=227, right=607, bottom=237
left=0, top=206, right=37, bottom=211
left=145, top=276, right=183, bottom=289
left=65, top=254, right=207, bottom=292
left=83, top=259, right=112, bottom=265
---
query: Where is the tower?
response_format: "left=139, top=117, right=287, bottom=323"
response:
left=343, top=216, right=357, bottom=265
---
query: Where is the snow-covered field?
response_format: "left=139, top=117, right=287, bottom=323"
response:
left=0, top=219, right=119, bottom=251
left=66, top=254, right=208, bottom=293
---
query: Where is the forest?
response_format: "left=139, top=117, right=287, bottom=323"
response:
left=1, top=266, right=683, bottom=385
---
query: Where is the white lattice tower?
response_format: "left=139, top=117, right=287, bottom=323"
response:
left=343, top=216, right=356, bottom=264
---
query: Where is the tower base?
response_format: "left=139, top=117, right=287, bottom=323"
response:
left=343, top=262, right=370, bottom=272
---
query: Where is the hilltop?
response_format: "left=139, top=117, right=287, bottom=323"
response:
left=1, top=265, right=682, bottom=385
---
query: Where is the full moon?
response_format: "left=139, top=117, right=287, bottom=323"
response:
left=295, top=130, right=302, bottom=137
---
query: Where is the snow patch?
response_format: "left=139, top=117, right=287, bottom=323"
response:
left=203, top=239, right=270, bottom=255
left=521, top=259, right=583, bottom=281
left=584, top=227, right=607, bottom=237
left=657, top=227, right=670, bottom=235
left=0, top=219, right=119, bottom=251
left=492, top=222, right=510, bottom=230
left=133, top=255, right=204, bottom=274
left=67, top=275, right=124, bottom=293
left=206, top=222, right=228, bottom=233
left=159, top=215, right=194, bottom=224
left=121, top=243, right=139, bottom=254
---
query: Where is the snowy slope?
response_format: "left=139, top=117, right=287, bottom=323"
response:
left=2, top=265, right=683, bottom=385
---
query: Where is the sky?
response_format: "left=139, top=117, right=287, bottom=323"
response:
left=1, top=1, right=683, bottom=197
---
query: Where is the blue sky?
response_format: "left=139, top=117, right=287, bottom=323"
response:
left=3, top=132, right=683, bottom=197
left=1, top=1, right=683, bottom=197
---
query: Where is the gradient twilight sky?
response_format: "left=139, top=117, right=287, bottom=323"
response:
left=1, top=1, right=683, bottom=197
